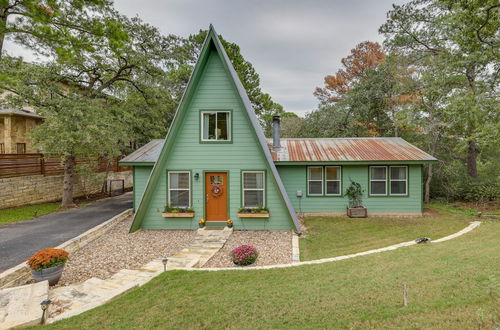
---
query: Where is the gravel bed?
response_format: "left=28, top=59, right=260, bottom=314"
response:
left=203, top=230, right=292, bottom=268
left=56, top=216, right=195, bottom=287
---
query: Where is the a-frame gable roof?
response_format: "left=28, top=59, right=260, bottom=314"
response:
left=130, top=25, right=301, bottom=233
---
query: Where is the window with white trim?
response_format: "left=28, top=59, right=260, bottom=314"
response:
left=201, top=111, right=230, bottom=141
left=325, top=166, right=341, bottom=195
left=307, top=166, right=323, bottom=195
left=370, top=166, right=387, bottom=195
left=168, top=171, right=190, bottom=207
left=242, top=171, right=265, bottom=208
left=389, top=166, right=407, bottom=195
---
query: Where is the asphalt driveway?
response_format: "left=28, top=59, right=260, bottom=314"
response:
left=0, top=193, right=132, bottom=271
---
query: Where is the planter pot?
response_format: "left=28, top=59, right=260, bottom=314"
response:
left=347, top=207, right=367, bottom=218
left=199, top=224, right=205, bottom=228
left=31, top=263, right=65, bottom=286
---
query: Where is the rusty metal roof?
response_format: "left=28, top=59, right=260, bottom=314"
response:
left=268, top=138, right=437, bottom=162
left=120, top=139, right=164, bottom=163
left=120, top=137, right=436, bottom=164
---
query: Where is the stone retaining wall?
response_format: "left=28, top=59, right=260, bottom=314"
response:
left=0, top=171, right=132, bottom=209
left=0, top=208, right=133, bottom=289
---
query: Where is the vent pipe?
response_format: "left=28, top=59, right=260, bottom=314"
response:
left=272, top=115, right=281, bottom=151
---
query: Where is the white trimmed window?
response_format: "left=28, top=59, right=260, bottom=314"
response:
left=307, top=166, right=323, bottom=196
left=201, top=111, right=231, bottom=141
left=242, top=171, right=265, bottom=208
left=168, top=171, right=190, bottom=207
left=325, top=166, right=341, bottom=195
left=389, top=166, right=408, bottom=195
left=370, top=166, right=387, bottom=195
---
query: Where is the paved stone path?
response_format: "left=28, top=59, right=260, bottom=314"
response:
left=45, top=226, right=232, bottom=323
left=0, top=193, right=132, bottom=271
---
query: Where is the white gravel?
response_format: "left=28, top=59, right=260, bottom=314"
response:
left=203, top=230, right=293, bottom=268
left=56, top=217, right=195, bottom=287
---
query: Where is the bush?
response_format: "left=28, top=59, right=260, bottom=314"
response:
left=230, top=245, right=258, bottom=266
left=27, top=248, right=69, bottom=271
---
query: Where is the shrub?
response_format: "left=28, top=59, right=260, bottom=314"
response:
left=27, top=248, right=69, bottom=271
left=346, top=180, right=363, bottom=207
left=230, top=245, right=258, bottom=266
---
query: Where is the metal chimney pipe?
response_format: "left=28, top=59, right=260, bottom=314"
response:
left=272, top=115, right=281, bottom=151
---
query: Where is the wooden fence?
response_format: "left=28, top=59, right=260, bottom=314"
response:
left=0, top=154, right=130, bottom=179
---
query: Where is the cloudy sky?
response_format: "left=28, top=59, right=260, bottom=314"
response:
left=5, top=0, right=406, bottom=116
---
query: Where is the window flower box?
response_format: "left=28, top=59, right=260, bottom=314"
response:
left=237, top=207, right=269, bottom=218
left=162, top=206, right=195, bottom=218
left=237, top=213, right=269, bottom=218
left=162, top=212, right=195, bottom=218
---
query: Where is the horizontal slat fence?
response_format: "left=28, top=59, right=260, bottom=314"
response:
left=0, top=154, right=130, bottom=179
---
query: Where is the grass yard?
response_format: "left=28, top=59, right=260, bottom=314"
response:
left=0, top=202, right=89, bottom=225
left=0, top=202, right=62, bottom=225
left=38, top=219, right=498, bottom=329
left=299, top=209, right=471, bottom=261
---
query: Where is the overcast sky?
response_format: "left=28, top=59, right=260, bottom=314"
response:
left=5, top=0, right=406, bottom=116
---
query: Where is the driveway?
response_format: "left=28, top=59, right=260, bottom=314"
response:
left=0, top=193, right=132, bottom=271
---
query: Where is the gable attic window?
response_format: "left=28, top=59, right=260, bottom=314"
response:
left=201, top=111, right=231, bottom=141
left=168, top=171, right=191, bottom=208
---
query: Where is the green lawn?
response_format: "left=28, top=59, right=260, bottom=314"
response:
left=39, top=219, right=498, bottom=329
left=0, top=203, right=62, bottom=225
left=0, top=202, right=89, bottom=226
left=299, top=212, right=471, bottom=261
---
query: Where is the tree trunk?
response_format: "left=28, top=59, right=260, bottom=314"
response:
left=424, top=163, right=433, bottom=204
left=0, top=15, right=7, bottom=57
left=61, top=155, right=76, bottom=208
left=467, top=141, right=478, bottom=179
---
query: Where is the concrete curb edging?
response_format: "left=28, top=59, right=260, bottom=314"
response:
left=291, top=233, right=300, bottom=263
left=0, top=208, right=133, bottom=289
left=191, top=221, right=482, bottom=272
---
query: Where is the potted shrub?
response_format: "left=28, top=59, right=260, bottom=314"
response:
left=199, top=218, right=205, bottom=228
left=345, top=180, right=367, bottom=218
left=27, top=248, right=69, bottom=286
left=226, top=219, right=233, bottom=228
left=230, top=245, right=258, bottom=266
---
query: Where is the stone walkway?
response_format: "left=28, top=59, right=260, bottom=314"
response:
left=45, top=226, right=232, bottom=323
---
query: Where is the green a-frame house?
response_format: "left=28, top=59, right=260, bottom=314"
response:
left=121, top=25, right=436, bottom=233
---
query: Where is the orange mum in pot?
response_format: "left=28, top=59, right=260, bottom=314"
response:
left=27, top=248, right=69, bottom=271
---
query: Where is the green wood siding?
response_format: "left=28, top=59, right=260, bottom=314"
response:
left=133, top=166, right=152, bottom=211
left=277, top=164, right=423, bottom=214
left=138, top=50, right=294, bottom=230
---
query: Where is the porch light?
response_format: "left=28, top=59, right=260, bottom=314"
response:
left=162, top=258, right=168, bottom=272
left=40, top=299, right=52, bottom=324
left=194, top=173, right=200, bottom=180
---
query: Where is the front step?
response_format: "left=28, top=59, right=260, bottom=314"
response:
left=45, top=227, right=233, bottom=323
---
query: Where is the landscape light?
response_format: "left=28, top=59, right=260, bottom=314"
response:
left=162, top=258, right=168, bottom=272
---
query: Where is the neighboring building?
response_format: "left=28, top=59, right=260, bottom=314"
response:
left=0, top=107, right=44, bottom=154
left=120, top=26, right=437, bottom=233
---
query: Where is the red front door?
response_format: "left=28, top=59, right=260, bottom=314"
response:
left=205, top=172, right=228, bottom=221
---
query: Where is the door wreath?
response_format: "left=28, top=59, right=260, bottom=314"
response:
left=211, top=184, right=223, bottom=197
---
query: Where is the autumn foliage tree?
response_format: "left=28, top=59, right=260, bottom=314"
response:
left=314, top=41, right=385, bottom=104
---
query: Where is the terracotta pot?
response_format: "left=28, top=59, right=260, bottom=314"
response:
left=31, top=263, right=65, bottom=286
